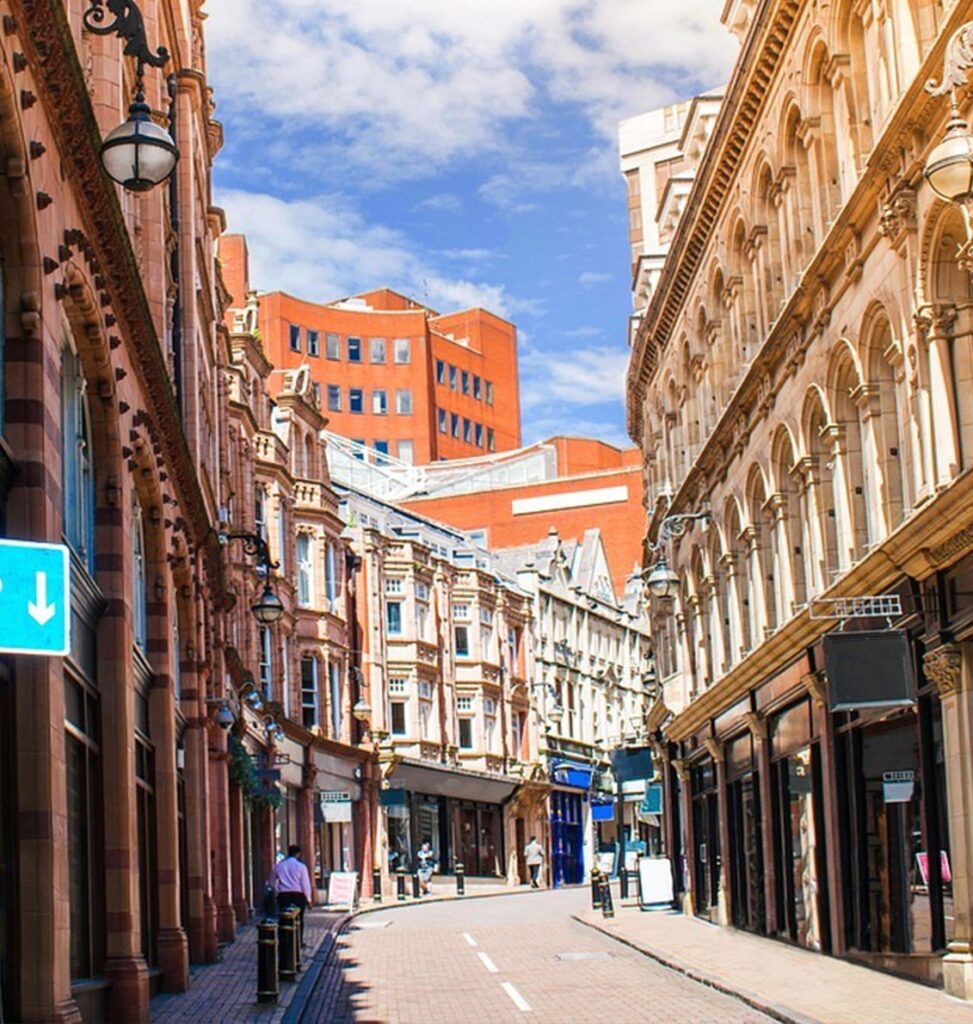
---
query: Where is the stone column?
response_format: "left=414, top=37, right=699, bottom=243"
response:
left=298, top=759, right=317, bottom=897
left=208, top=731, right=235, bottom=943
left=671, top=758, right=695, bottom=916
left=703, top=737, right=731, bottom=926
left=746, top=711, right=777, bottom=936
left=820, top=423, right=853, bottom=571
left=923, top=306, right=961, bottom=488
left=925, top=643, right=973, bottom=999
left=229, top=782, right=248, bottom=924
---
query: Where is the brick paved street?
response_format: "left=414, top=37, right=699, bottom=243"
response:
left=295, top=888, right=774, bottom=1023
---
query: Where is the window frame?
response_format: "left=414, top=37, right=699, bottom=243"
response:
left=347, top=336, right=362, bottom=362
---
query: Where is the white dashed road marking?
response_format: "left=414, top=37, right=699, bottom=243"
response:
left=477, top=951, right=499, bottom=973
left=501, top=981, right=531, bottom=1012
left=463, top=932, right=478, bottom=947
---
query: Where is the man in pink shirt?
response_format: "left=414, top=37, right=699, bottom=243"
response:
left=269, top=844, right=313, bottom=928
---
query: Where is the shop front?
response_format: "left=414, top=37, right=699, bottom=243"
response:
left=382, top=760, right=518, bottom=877
left=312, top=748, right=364, bottom=887
left=549, top=760, right=594, bottom=886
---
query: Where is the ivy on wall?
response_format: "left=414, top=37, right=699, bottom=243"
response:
left=228, top=734, right=283, bottom=810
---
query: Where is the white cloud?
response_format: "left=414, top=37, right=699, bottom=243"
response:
left=559, top=325, right=604, bottom=338
left=579, top=271, right=613, bottom=286
left=524, top=413, right=632, bottom=449
left=418, top=193, right=464, bottom=213
left=206, top=0, right=737, bottom=183
left=519, top=343, right=629, bottom=411
left=219, top=189, right=537, bottom=319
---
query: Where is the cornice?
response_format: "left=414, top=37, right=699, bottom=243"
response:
left=12, top=0, right=224, bottom=598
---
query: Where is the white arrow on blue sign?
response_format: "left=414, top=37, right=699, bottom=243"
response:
left=0, top=539, right=70, bottom=656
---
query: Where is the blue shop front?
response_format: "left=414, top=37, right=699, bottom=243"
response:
left=549, top=760, right=595, bottom=886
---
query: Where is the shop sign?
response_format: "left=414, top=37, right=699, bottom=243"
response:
left=255, top=768, right=281, bottom=781
left=823, top=631, right=917, bottom=710
left=379, top=787, right=408, bottom=807
left=591, top=798, right=614, bottom=822
left=320, top=790, right=351, bottom=802
left=916, top=850, right=952, bottom=885
left=640, top=783, right=663, bottom=816
left=610, top=746, right=654, bottom=784
left=882, top=770, right=914, bottom=803
left=327, top=871, right=358, bottom=908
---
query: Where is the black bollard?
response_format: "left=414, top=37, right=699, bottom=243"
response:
left=397, top=868, right=407, bottom=901
left=455, top=860, right=466, bottom=896
left=412, top=872, right=421, bottom=899
left=257, top=920, right=279, bottom=1004
left=619, top=866, right=629, bottom=900
left=591, top=867, right=603, bottom=909
left=278, top=908, right=299, bottom=981
left=373, top=866, right=383, bottom=903
left=601, top=877, right=615, bottom=919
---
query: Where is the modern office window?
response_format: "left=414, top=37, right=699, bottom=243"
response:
left=393, top=338, right=410, bottom=364
left=297, top=533, right=313, bottom=606
left=347, top=336, right=362, bottom=362
left=327, top=384, right=341, bottom=412
left=386, top=600, right=402, bottom=635
left=132, top=491, right=148, bottom=652
left=259, top=627, right=273, bottom=698
left=436, top=359, right=445, bottom=384
left=326, top=332, right=340, bottom=360
left=485, top=380, right=494, bottom=405
left=398, top=439, right=414, bottom=464
left=458, top=717, right=473, bottom=750
left=349, top=388, right=364, bottom=413
left=330, top=661, right=342, bottom=740
left=390, top=701, right=407, bottom=736
left=307, top=330, right=320, bottom=357
left=448, top=365, right=457, bottom=390
left=487, top=428, right=496, bottom=452
left=461, top=371, right=470, bottom=395
left=62, top=345, right=96, bottom=573
left=289, top=324, right=301, bottom=352
left=370, top=337, right=386, bottom=363
left=473, top=375, right=481, bottom=400
left=351, top=440, right=365, bottom=458
left=372, top=389, right=388, bottom=415
left=454, top=625, right=470, bottom=657
left=374, top=440, right=389, bottom=464
left=451, top=413, right=460, bottom=438
left=301, top=656, right=318, bottom=730
left=395, top=389, right=412, bottom=414
left=438, top=409, right=447, bottom=434
left=475, top=423, right=484, bottom=448
left=463, top=418, right=471, bottom=443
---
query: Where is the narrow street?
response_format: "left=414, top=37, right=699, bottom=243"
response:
left=296, top=889, right=772, bottom=1024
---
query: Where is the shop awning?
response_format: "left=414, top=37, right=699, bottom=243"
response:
left=312, top=748, right=362, bottom=801
left=550, top=760, right=595, bottom=790
left=390, top=760, right=519, bottom=804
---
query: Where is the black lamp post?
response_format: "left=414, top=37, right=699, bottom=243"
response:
left=84, top=0, right=179, bottom=192
left=220, top=531, right=285, bottom=625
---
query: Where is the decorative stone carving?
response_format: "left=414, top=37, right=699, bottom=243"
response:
left=744, top=711, right=768, bottom=740
left=877, top=185, right=917, bottom=251
left=702, top=736, right=724, bottom=764
left=801, top=670, right=828, bottom=707
left=924, top=644, right=962, bottom=697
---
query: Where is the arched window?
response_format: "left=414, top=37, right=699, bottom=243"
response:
left=61, top=343, right=96, bottom=573
left=771, top=428, right=807, bottom=613
left=296, top=533, right=313, bottom=607
left=132, top=490, right=148, bottom=653
left=831, top=352, right=871, bottom=559
left=804, top=391, right=840, bottom=584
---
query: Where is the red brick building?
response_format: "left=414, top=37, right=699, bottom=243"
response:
left=219, top=235, right=522, bottom=465
left=401, top=438, right=645, bottom=600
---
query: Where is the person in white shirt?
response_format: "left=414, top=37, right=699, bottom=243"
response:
left=524, top=836, right=545, bottom=888
left=269, top=844, right=313, bottom=926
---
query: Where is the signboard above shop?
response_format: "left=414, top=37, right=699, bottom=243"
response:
left=0, top=540, right=70, bottom=656
left=610, top=747, right=654, bottom=784
left=823, top=631, right=917, bottom=711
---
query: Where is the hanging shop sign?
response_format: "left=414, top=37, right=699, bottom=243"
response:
left=610, top=746, right=654, bottom=784
left=823, top=630, right=916, bottom=710
left=639, top=783, right=663, bottom=816
left=882, top=770, right=915, bottom=804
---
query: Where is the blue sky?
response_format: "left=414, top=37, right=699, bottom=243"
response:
left=206, top=1, right=736, bottom=449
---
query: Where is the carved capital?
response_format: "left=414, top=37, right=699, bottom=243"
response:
left=670, top=757, right=689, bottom=782
left=702, top=736, right=724, bottom=764
left=801, top=670, right=828, bottom=707
left=924, top=644, right=963, bottom=698
left=744, top=711, right=768, bottom=740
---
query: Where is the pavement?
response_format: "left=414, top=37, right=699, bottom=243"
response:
left=575, top=889, right=973, bottom=1024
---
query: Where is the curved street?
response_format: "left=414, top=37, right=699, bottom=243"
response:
left=296, top=888, right=772, bottom=1024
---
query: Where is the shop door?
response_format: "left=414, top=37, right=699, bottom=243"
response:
left=457, top=806, right=479, bottom=874
left=728, top=776, right=764, bottom=932
left=692, top=793, right=720, bottom=917
left=551, top=791, right=584, bottom=886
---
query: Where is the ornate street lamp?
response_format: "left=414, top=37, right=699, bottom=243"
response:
left=219, top=530, right=285, bottom=625
left=645, top=555, right=680, bottom=601
left=84, top=0, right=179, bottom=192
left=641, top=511, right=710, bottom=604
left=924, top=23, right=973, bottom=243
left=352, top=698, right=372, bottom=723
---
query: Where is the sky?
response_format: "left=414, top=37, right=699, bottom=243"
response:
left=205, top=1, right=737, bottom=449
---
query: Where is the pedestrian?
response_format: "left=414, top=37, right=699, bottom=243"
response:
left=524, top=835, right=545, bottom=888
left=416, top=840, right=437, bottom=895
left=269, top=844, right=313, bottom=935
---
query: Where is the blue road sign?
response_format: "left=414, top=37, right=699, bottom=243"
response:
left=0, top=539, right=70, bottom=656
